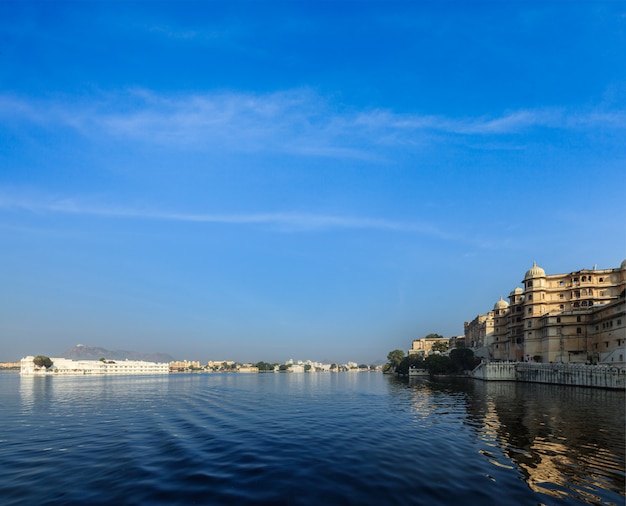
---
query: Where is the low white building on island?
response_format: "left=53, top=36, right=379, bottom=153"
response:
left=20, top=356, right=170, bottom=376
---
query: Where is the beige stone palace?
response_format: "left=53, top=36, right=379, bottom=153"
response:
left=464, top=260, right=626, bottom=366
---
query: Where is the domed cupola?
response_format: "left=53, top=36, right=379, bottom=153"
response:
left=525, top=261, right=546, bottom=279
left=509, top=287, right=523, bottom=296
left=494, top=296, right=509, bottom=311
left=621, top=259, right=626, bottom=270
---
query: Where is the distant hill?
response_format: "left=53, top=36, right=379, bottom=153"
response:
left=60, top=344, right=175, bottom=363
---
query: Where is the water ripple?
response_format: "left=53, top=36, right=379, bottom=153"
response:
left=0, top=373, right=623, bottom=505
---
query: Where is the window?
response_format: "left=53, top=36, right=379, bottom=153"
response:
left=560, top=304, right=564, bottom=309
left=527, top=321, right=531, bottom=328
left=559, top=281, right=564, bottom=286
left=528, top=294, right=533, bottom=301
left=516, top=317, right=521, bottom=322
left=556, top=317, right=561, bottom=323
left=527, top=281, right=533, bottom=288
left=528, top=308, right=532, bottom=314
left=577, top=316, right=581, bottom=322
left=574, top=290, right=580, bottom=298
left=618, top=319, right=622, bottom=325
left=577, top=327, right=582, bottom=334
left=574, top=302, right=580, bottom=308
left=582, top=276, right=586, bottom=282
left=599, top=277, right=604, bottom=282
left=559, top=294, right=564, bottom=299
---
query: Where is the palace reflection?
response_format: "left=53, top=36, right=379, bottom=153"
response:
left=403, top=378, right=625, bottom=503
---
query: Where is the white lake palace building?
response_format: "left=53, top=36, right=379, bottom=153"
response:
left=20, top=357, right=170, bottom=376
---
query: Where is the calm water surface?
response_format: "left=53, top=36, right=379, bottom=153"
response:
left=0, top=372, right=624, bottom=505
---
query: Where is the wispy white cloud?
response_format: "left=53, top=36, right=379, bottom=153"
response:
left=1, top=89, right=624, bottom=157
left=0, top=192, right=453, bottom=238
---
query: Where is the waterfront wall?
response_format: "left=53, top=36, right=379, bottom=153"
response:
left=471, top=361, right=517, bottom=381
left=471, top=361, right=626, bottom=390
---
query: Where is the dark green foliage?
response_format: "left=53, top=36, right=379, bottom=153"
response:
left=255, top=361, right=277, bottom=371
left=424, top=354, right=455, bottom=375
left=33, top=356, right=53, bottom=369
left=396, top=355, right=425, bottom=375
left=449, top=348, right=479, bottom=371
left=424, top=333, right=444, bottom=340
left=387, top=349, right=405, bottom=368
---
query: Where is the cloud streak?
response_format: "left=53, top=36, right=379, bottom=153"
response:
left=1, top=89, right=623, bottom=158
left=0, top=193, right=452, bottom=238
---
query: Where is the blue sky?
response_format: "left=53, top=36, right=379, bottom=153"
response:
left=1, top=1, right=625, bottom=364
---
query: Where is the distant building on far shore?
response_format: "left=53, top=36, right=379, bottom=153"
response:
left=0, top=362, right=20, bottom=370
left=464, top=260, right=625, bottom=366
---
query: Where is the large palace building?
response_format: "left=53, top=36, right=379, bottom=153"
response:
left=465, top=260, right=626, bottom=366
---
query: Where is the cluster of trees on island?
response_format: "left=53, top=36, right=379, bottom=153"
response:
left=385, top=346, right=480, bottom=376
left=33, top=356, right=53, bottom=369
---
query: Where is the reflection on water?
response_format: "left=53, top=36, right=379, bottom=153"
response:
left=399, top=377, right=625, bottom=504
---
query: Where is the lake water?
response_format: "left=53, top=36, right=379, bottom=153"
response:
left=1, top=372, right=624, bottom=505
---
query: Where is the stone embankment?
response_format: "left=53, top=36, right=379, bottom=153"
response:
left=471, top=361, right=625, bottom=390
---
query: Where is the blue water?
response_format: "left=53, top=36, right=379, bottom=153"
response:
left=1, top=372, right=624, bottom=505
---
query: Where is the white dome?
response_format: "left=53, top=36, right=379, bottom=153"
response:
left=494, top=296, right=509, bottom=310
left=525, top=261, right=546, bottom=279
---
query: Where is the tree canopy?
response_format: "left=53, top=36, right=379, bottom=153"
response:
left=33, top=356, right=53, bottom=369
left=449, top=348, right=479, bottom=371
left=387, top=349, right=405, bottom=368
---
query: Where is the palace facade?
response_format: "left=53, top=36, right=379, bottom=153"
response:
left=464, top=260, right=626, bottom=366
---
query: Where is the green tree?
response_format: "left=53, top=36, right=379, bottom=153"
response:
left=255, top=361, right=275, bottom=371
left=304, top=364, right=312, bottom=372
left=449, top=348, right=478, bottom=371
left=424, top=354, right=455, bottom=375
left=424, top=333, right=444, bottom=340
left=33, top=356, right=53, bottom=369
left=396, top=355, right=425, bottom=375
left=387, top=349, right=405, bottom=368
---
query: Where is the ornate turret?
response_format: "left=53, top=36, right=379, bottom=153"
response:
left=525, top=261, right=546, bottom=279
left=494, top=296, right=509, bottom=310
